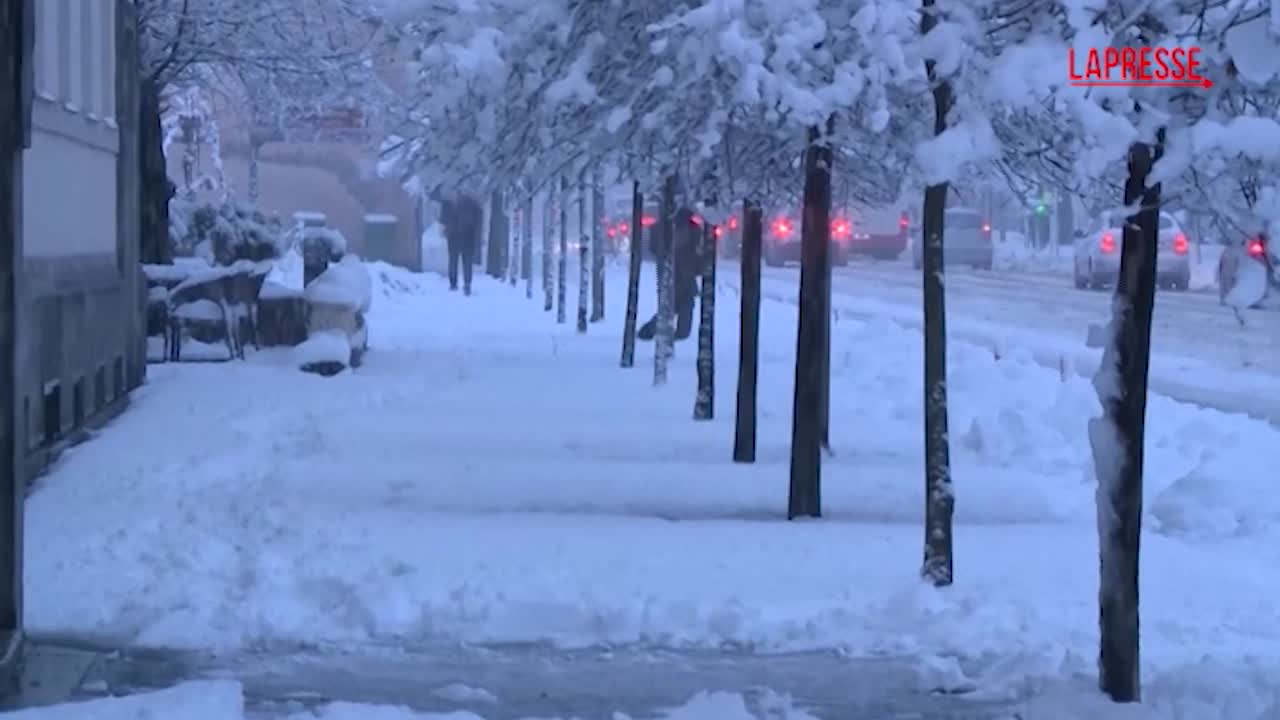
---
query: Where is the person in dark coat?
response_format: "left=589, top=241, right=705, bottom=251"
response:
left=638, top=207, right=701, bottom=341
left=438, top=191, right=484, bottom=295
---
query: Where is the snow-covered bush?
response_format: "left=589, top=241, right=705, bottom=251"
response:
left=169, top=200, right=284, bottom=265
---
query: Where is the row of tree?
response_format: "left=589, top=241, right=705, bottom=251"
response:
left=135, top=0, right=1280, bottom=706
left=380, top=0, right=1280, bottom=703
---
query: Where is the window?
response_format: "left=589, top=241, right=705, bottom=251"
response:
left=81, top=0, right=98, bottom=117
left=56, top=0, right=72, bottom=105
left=34, top=0, right=57, bottom=99
left=43, top=382, right=61, bottom=445
left=95, top=365, right=107, bottom=411
left=73, top=377, right=85, bottom=427
left=102, top=0, right=116, bottom=123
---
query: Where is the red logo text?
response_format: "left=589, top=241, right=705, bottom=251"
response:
left=1068, top=47, right=1211, bottom=88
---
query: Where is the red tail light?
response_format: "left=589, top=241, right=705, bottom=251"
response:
left=641, top=215, right=656, bottom=227
left=1173, top=233, right=1188, bottom=255
left=981, top=222, right=991, bottom=233
left=727, top=215, right=739, bottom=230
left=771, top=218, right=793, bottom=238
left=1248, top=238, right=1266, bottom=256
left=690, top=214, right=703, bottom=226
left=713, top=226, right=723, bottom=239
left=606, top=227, right=617, bottom=238
left=899, top=214, right=910, bottom=230
left=1100, top=232, right=1116, bottom=254
left=831, top=218, right=850, bottom=239
left=618, top=221, right=629, bottom=234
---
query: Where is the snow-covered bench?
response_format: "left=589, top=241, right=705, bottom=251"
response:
left=296, top=255, right=372, bottom=375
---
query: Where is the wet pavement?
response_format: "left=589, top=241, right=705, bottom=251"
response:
left=7, top=641, right=1025, bottom=718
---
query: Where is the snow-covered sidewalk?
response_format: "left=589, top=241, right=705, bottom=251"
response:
left=21, top=260, right=1280, bottom=717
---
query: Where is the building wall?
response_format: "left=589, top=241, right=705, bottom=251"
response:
left=19, top=0, right=142, bottom=470
left=168, top=140, right=422, bottom=270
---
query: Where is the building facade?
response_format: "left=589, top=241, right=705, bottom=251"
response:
left=21, top=0, right=142, bottom=474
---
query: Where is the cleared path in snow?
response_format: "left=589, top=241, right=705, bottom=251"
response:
left=742, top=258, right=1280, bottom=425
left=71, top=644, right=1018, bottom=719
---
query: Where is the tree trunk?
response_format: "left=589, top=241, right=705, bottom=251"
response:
left=182, top=138, right=196, bottom=198
left=1057, top=189, right=1074, bottom=247
left=591, top=166, right=605, bottom=322
left=789, top=126, right=831, bottom=520
left=1092, top=134, right=1161, bottom=704
left=818, top=117, right=835, bottom=452
left=508, top=194, right=520, bottom=286
left=522, top=195, right=534, bottom=298
left=487, top=188, right=505, bottom=278
left=577, top=176, right=589, bottom=333
left=243, top=141, right=260, bottom=205
left=557, top=177, right=568, bottom=323
left=139, top=76, right=173, bottom=264
left=620, top=181, right=643, bottom=367
left=693, top=221, right=716, bottom=419
left=654, top=175, right=676, bottom=386
left=543, top=189, right=554, bottom=311
left=921, top=0, right=956, bottom=587
left=733, top=199, right=763, bottom=463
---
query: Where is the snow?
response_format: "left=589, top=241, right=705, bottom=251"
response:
left=304, top=256, right=373, bottom=313
left=1224, top=15, right=1280, bottom=85
left=430, top=684, right=498, bottom=705
left=22, top=261, right=1280, bottom=714
left=260, top=280, right=303, bottom=301
left=142, top=263, right=190, bottom=283
left=295, top=329, right=352, bottom=367
left=365, top=213, right=399, bottom=223
left=1222, top=253, right=1268, bottom=309
left=302, top=226, right=348, bottom=256
left=4, top=681, right=243, bottom=719
left=8, top=681, right=826, bottom=720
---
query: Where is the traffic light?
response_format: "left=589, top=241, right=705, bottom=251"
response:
left=1035, top=203, right=1048, bottom=215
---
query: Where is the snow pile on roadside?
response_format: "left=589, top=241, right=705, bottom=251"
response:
left=1016, top=660, right=1280, bottom=719
left=4, top=681, right=822, bottom=720
left=992, top=233, right=1074, bottom=272
left=4, top=681, right=244, bottom=719
left=1189, top=243, right=1225, bottom=290
left=12, top=671, right=1280, bottom=719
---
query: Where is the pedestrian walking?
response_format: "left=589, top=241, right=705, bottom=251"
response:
left=439, top=191, right=484, bottom=295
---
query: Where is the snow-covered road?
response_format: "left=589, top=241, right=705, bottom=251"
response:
left=751, top=258, right=1280, bottom=423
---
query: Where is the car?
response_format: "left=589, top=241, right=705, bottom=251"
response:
left=604, top=202, right=659, bottom=259
left=761, top=209, right=853, bottom=267
left=910, top=207, right=994, bottom=270
left=848, top=206, right=911, bottom=260
left=1072, top=211, right=1190, bottom=290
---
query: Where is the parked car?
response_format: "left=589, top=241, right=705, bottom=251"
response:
left=911, top=207, right=994, bottom=270
left=1072, top=211, right=1190, bottom=290
left=848, top=205, right=911, bottom=260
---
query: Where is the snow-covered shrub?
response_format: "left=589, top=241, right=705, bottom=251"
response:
left=169, top=200, right=284, bottom=265
left=301, top=226, right=347, bottom=260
